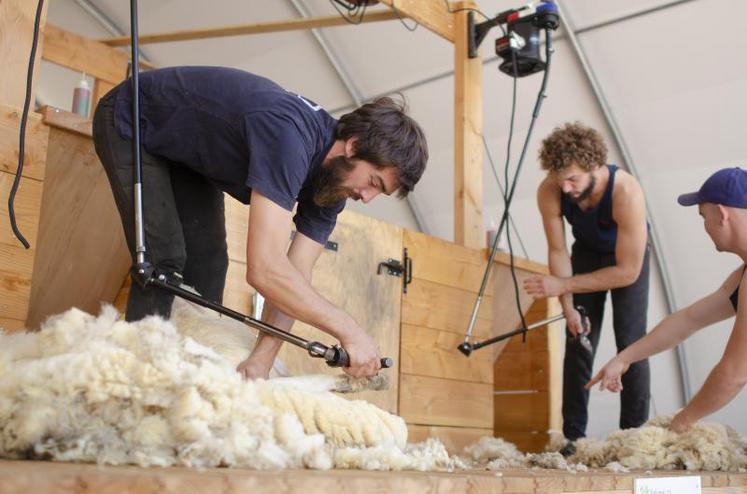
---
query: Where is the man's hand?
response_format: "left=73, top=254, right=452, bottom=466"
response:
left=586, top=356, right=630, bottom=392
left=237, top=355, right=272, bottom=380
left=564, top=306, right=588, bottom=336
left=670, top=410, right=694, bottom=433
left=339, top=328, right=382, bottom=378
left=524, top=274, right=569, bottom=298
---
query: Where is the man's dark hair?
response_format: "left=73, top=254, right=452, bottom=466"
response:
left=336, top=96, right=428, bottom=198
left=539, top=122, right=607, bottom=172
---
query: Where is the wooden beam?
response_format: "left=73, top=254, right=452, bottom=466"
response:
left=0, top=0, right=49, bottom=108
left=378, top=0, right=455, bottom=41
left=42, top=24, right=153, bottom=85
left=97, top=10, right=400, bottom=47
left=453, top=2, right=483, bottom=248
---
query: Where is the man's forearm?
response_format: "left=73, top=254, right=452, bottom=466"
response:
left=565, top=265, right=638, bottom=294
left=248, top=258, right=355, bottom=342
left=679, top=363, right=745, bottom=424
left=548, top=250, right=574, bottom=311
left=250, top=300, right=294, bottom=363
left=618, top=309, right=697, bottom=365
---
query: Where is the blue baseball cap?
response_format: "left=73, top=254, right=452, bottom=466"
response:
left=677, top=167, right=747, bottom=208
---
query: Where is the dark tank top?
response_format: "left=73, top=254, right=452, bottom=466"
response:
left=730, top=265, right=746, bottom=311
left=561, top=165, right=619, bottom=254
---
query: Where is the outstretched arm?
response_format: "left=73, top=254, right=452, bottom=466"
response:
left=587, top=266, right=743, bottom=394
left=671, top=268, right=747, bottom=431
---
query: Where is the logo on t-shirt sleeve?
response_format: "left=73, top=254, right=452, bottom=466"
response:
left=285, top=90, right=322, bottom=112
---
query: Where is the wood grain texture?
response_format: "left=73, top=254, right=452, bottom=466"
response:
left=0, top=104, right=49, bottom=181
left=402, top=277, right=493, bottom=338
left=404, top=229, right=494, bottom=294
left=379, top=0, right=455, bottom=41
left=400, top=374, right=493, bottom=428
left=41, top=24, right=146, bottom=84
left=98, top=11, right=400, bottom=46
left=0, top=244, right=34, bottom=322
left=26, top=127, right=130, bottom=329
left=453, top=1, right=483, bottom=248
left=273, top=210, right=403, bottom=414
left=0, top=0, right=48, bottom=108
left=1, top=459, right=746, bottom=493
left=407, top=424, right=492, bottom=453
left=39, top=106, right=92, bottom=137
left=0, top=171, right=42, bottom=248
left=401, top=323, right=493, bottom=383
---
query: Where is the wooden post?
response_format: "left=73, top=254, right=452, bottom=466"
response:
left=453, top=2, right=483, bottom=248
left=0, top=0, right=49, bottom=109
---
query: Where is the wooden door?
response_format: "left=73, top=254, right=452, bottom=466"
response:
left=275, top=209, right=403, bottom=414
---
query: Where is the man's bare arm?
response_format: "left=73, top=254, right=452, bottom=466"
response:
left=673, top=268, right=747, bottom=430
left=567, top=172, right=648, bottom=293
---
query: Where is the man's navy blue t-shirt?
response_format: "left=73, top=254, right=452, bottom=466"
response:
left=112, top=66, right=344, bottom=245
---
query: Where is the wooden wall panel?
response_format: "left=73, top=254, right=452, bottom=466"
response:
left=407, top=424, right=492, bottom=453
left=404, top=229, right=494, bottom=294
left=0, top=0, right=48, bottom=108
left=0, top=172, right=42, bottom=248
left=494, top=391, right=550, bottom=432
left=496, top=430, right=552, bottom=454
left=0, top=169, right=40, bottom=326
left=274, top=210, right=403, bottom=414
left=402, top=278, right=493, bottom=338
left=0, top=105, right=49, bottom=181
left=0, top=318, right=25, bottom=332
left=400, top=374, right=492, bottom=428
left=0, top=244, right=34, bottom=323
left=26, top=126, right=129, bottom=329
left=493, top=297, right=562, bottom=452
left=401, top=323, right=493, bottom=383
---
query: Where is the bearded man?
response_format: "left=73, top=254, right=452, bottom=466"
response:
left=92, top=66, right=428, bottom=380
left=522, top=122, right=650, bottom=454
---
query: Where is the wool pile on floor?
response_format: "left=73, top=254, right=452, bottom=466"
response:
left=1, top=301, right=746, bottom=472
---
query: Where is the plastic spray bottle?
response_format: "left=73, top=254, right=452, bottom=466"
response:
left=72, top=73, right=91, bottom=117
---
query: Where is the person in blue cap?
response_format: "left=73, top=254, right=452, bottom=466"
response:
left=588, top=167, right=747, bottom=432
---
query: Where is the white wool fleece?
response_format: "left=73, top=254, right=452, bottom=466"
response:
left=0, top=305, right=415, bottom=469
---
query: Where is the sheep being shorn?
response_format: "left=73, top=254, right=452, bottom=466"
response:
left=0, top=304, right=420, bottom=469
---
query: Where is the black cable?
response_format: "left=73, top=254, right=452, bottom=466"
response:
left=329, top=0, right=368, bottom=25
left=503, top=47, right=529, bottom=339
left=501, top=29, right=554, bottom=340
left=8, top=0, right=45, bottom=249
left=442, top=0, right=492, bottom=24
left=392, top=0, right=419, bottom=31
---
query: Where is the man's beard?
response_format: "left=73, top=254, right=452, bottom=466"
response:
left=312, top=155, right=358, bottom=207
left=567, top=174, right=596, bottom=204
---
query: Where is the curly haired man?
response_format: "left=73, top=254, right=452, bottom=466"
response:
left=523, top=122, right=650, bottom=453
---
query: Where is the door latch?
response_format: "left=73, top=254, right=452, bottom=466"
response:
left=377, top=248, right=413, bottom=293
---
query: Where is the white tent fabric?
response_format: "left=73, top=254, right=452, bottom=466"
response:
left=37, top=0, right=747, bottom=438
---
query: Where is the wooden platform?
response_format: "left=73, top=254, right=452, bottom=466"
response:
left=1, top=460, right=746, bottom=493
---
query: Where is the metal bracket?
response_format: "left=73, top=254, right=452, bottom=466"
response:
left=377, top=248, right=413, bottom=293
